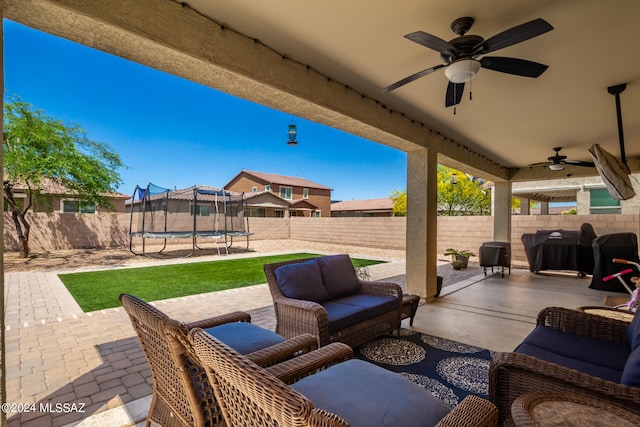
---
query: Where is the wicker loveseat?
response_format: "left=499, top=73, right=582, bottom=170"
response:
left=190, top=327, right=498, bottom=427
left=264, top=254, right=403, bottom=347
left=489, top=306, right=640, bottom=425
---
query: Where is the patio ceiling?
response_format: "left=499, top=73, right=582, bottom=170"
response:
left=183, top=0, right=640, bottom=181
left=5, top=0, right=640, bottom=184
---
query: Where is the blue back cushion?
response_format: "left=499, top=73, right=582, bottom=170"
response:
left=627, top=312, right=640, bottom=351
left=317, top=254, right=360, bottom=299
left=274, top=259, right=330, bottom=303
left=205, top=322, right=285, bottom=354
left=621, top=347, right=640, bottom=387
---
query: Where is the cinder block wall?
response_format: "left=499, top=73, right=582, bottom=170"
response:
left=4, top=213, right=640, bottom=265
left=289, top=217, right=407, bottom=250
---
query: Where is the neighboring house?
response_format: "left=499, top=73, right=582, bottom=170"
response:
left=243, top=190, right=291, bottom=217
left=3, top=178, right=130, bottom=213
left=331, top=198, right=394, bottom=217
left=225, top=170, right=332, bottom=217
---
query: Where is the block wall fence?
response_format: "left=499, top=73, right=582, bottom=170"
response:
left=4, top=213, right=640, bottom=264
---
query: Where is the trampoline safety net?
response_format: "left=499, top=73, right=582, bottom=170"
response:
left=128, top=183, right=252, bottom=257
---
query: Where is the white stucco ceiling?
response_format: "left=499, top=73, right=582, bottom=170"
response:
left=184, top=0, right=640, bottom=178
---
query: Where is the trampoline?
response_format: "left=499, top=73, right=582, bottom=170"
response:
left=128, top=183, right=253, bottom=257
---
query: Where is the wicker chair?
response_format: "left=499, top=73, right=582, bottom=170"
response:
left=120, top=293, right=318, bottom=427
left=489, top=307, right=640, bottom=426
left=264, top=256, right=402, bottom=347
left=190, top=328, right=498, bottom=427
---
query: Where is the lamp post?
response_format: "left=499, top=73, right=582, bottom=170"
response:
left=287, top=123, right=298, bottom=146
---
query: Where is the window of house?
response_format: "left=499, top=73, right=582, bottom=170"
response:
left=589, top=188, right=621, bottom=214
left=280, top=186, right=292, bottom=200
left=363, top=212, right=375, bottom=217
left=190, top=204, right=211, bottom=216
left=265, top=185, right=271, bottom=192
left=290, top=210, right=297, bottom=217
left=251, top=186, right=258, bottom=192
left=355, top=211, right=362, bottom=217
left=303, top=188, right=309, bottom=199
left=274, top=210, right=284, bottom=218
left=248, top=207, right=266, bottom=217
left=62, top=200, right=96, bottom=214
left=314, top=211, right=321, bottom=218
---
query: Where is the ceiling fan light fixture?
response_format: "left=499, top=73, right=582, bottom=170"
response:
left=548, top=163, right=565, bottom=171
left=445, top=59, right=481, bottom=83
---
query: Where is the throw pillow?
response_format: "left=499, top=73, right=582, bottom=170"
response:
left=317, top=254, right=360, bottom=299
left=274, top=259, right=329, bottom=303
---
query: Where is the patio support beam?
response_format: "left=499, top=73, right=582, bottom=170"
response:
left=519, top=198, right=530, bottom=215
left=492, top=181, right=512, bottom=242
left=405, top=148, right=438, bottom=301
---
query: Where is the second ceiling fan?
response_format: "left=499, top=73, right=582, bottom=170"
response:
left=383, top=16, right=553, bottom=107
left=529, top=147, right=595, bottom=171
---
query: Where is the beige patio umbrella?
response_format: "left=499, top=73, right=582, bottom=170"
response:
left=588, top=143, right=636, bottom=200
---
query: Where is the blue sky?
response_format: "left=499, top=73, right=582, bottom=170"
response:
left=3, top=20, right=407, bottom=201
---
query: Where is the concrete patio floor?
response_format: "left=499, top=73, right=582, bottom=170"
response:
left=3, top=250, right=626, bottom=426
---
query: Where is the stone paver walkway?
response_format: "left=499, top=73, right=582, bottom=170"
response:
left=3, top=251, right=412, bottom=426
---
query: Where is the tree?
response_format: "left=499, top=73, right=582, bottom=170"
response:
left=390, top=189, right=407, bottom=216
left=437, top=165, right=491, bottom=216
left=390, top=165, right=491, bottom=217
left=3, top=98, right=125, bottom=257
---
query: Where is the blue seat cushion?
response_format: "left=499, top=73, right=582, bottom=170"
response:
left=292, top=359, right=451, bottom=427
left=274, top=259, right=330, bottom=303
left=331, top=294, right=399, bottom=319
left=516, top=342, right=624, bottom=383
left=205, top=322, right=285, bottom=355
left=317, top=255, right=360, bottom=299
left=322, top=301, right=369, bottom=333
left=515, top=326, right=630, bottom=382
left=621, top=346, right=640, bottom=387
left=627, top=311, right=640, bottom=351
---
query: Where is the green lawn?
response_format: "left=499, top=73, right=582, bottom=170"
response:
left=59, top=253, right=385, bottom=312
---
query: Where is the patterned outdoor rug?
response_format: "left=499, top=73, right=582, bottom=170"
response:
left=355, top=329, right=495, bottom=408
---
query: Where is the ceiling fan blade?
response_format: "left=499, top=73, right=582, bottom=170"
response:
left=528, top=161, right=551, bottom=167
left=445, top=81, right=465, bottom=107
left=475, top=18, right=553, bottom=54
left=480, top=56, right=548, bottom=77
left=382, top=64, right=445, bottom=92
left=564, top=160, right=596, bottom=167
left=405, top=31, right=458, bottom=55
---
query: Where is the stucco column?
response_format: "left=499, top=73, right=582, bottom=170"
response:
left=576, top=187, right=589, bottom=215
left=519, top=197, right=530, bottom=215
left=540, top=201, right=549, bottom=215
left=492, top=181, right=512, bottom=242
left=405, top=148, right=438, bottom=301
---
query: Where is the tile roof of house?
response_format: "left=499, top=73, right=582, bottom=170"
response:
left=10, top=178, right=129, bottom=199
left=233, top=170, right=332, bottom=190
left=331, top=198, right=394, bottom=211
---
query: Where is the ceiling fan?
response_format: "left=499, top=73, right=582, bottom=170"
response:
left=529, top=147, right=595, bottom=171
left=382, top=16, right=553, bottom=107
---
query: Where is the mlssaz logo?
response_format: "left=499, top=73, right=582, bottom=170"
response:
left=548, top=231, right=563, bottom=239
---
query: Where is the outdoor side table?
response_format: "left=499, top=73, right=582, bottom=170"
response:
left=511, top=392, right=640, bottom=427
left=401, top=294, right=420, bottom=326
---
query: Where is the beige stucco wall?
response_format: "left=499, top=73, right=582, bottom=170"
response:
left=6, top=212, right=640, bottom=264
